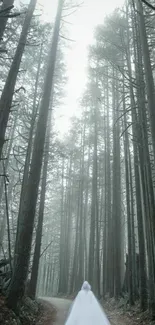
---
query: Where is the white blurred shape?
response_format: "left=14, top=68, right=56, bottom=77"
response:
left=65, top=281, right=111, bottom=325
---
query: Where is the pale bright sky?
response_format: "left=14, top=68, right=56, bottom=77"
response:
left=16, top=0, right=125, bottom=135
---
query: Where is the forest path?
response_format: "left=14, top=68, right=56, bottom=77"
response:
left=40, top=297, right=127, bottom=325
left=41, top=297, right=71, bottom=325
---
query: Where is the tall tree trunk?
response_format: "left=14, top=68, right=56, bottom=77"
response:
left=0, top=109, right=18, bottom=249
left=58, top=157, right=65, bottom=293
left=14, top=42, right=43, bottom=259
left=28, top=109, right=52, bottom=299
left=78, top=123, right=86, bottom=287
left=112, top=70, right=121, bottom=298
left=0, top=0, right=37, bottom=159
left=6, top=0, right=64, bottom=310
left=123, top=88, right=134, bottom=305
left=136, top=0, right=155, bottom=161
left=88, top=81, right=100, bottom=296
left=0, top=0, right=14, bottom=41
left=132, top=4, right=154, bottom=311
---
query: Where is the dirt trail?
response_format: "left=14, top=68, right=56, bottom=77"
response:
left=40, top=297, right=133, bottom=325
left=40, top=297, right=147, bottom=325
left=41, top=297, right=71, bottom=325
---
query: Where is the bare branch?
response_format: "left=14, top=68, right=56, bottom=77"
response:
left=141, top=0, right=155, bottom=10
left=60, top=34, right=75, bottom=42
left=40, top=240, right=53, bottom=258
left=0, top=5, right=14, bottom=15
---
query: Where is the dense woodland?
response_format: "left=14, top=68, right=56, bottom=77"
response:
left=1, top=0, right=155, bottom=321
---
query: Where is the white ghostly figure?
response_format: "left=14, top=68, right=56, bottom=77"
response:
left=65, top=281, right=111, bottom=325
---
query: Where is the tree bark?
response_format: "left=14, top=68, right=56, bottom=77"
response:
left=6, top=0, right=64, bottom=310
left=0, top=0, right=37, bottom=159
left=0, top=0, right=14, bottom=41
left=136, top=0, right=155, bottom=162
left=28, top=109, right=51, bottom=299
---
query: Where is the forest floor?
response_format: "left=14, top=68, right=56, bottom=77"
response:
left=103, top=298, right=155, bottom=325
left=0, top=295, right=56, bottom=325
left=40, top=296, right=155, bottom=325
left=1, top=294, right=155, bottom=325
left=39, top=297, right=71, bottom=325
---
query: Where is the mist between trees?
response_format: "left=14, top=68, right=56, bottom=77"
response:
left=0, top=0, right=155, bottom=320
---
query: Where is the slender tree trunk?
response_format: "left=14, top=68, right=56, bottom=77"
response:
left=112, top=70, right=121, bottom=298
left=123, top=89, right=134, bottom=305
left=78, top=128, right=85, bottom=286
left=88, top=83, right=100, bottom=296
left=0, top=109, right=18, bottom=248
left=103, top=141, right=107, bottom=296
left=58, top=157, right=65, bottom=293
left=83, top=135, right=91, bottom=281
left=28, top=110, right=52, bottom=299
